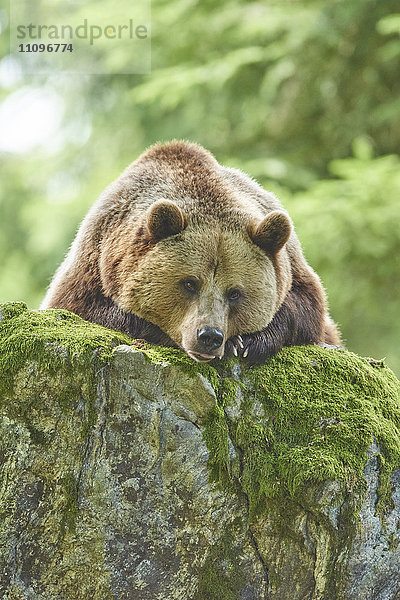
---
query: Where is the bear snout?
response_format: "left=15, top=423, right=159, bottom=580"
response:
left=183, top=326, right=225, bottom=362
left=197, top=326, right=224, bottom=353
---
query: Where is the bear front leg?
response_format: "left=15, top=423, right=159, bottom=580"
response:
left=225, top=304, right=293, bottom=364
left=225, top=279, right=326, bottom=364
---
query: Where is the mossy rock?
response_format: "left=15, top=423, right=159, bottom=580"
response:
left=1, top=302, right=400, bottom=600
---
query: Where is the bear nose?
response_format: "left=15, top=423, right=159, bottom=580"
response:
left=197, top=327, right=224, bottom=352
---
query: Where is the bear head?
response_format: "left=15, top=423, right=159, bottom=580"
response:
left=101, top=198, right=293, bottom=362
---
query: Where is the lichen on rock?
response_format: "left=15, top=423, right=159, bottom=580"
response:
left=1, top=302, right=400, bottom=600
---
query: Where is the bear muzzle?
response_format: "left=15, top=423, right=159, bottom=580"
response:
left=197, top=327, right=224, bottom=351
left=185, top=327, right=224, bottom=362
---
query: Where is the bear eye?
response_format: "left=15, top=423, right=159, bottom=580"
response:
left=227, top=288, right=242, bottom=303
left=181, top=278, right=199, bottom=294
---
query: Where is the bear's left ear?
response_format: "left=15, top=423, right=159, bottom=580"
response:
left=146, top=200, right=187, bottom=242
left=248, top=210, right=292, bottom=255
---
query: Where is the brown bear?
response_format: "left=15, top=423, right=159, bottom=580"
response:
left=41, top=140, right=340, bottom=363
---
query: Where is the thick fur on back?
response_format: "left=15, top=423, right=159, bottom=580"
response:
left=41, top=141, right=340, bottom=363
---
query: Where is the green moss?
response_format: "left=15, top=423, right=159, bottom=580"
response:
left=387, top=531, right=399, bottom=551
left=0, top=302, right=134, bottom=398
left=227, top=346, right=400, bottom=520
left=140, top=342, right=221, bottom=388
left=195, top=524, right=247, bottom=600
left=1, top=301, right=400, bottom=531
left=202, top=378, right=242, bottom=484
left=0, top=303, right=139, bottom=536
left=61, top=470, right=79, bottom=535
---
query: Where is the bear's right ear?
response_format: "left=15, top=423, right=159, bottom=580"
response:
left=146, top=200, right=187, bottom=242
left=248, top=210, right=292, bottom=255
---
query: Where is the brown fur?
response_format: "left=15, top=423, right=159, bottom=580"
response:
left=41, top=140, right=340, bottom=363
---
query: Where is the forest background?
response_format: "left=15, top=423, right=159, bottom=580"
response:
left=0, top=0, right=399, bottom=374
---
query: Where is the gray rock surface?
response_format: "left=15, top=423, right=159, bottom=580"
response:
left=1, top=333, right=400, bottom=599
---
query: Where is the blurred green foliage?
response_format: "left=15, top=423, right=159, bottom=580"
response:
left=0, top=0, right=399, bottom=372
left=285, top=146, right=400, bottom=369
